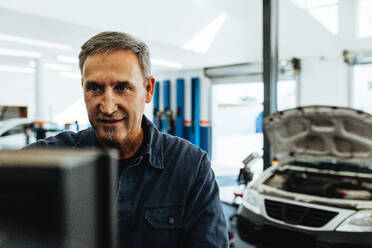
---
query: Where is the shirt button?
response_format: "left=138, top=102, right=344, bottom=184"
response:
left=168, top=216, right=175, bottom=224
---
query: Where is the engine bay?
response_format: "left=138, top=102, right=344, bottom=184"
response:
left=263, top=161, right=372, bottom=201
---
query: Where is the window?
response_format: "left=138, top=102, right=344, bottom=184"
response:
left=211, top=80, right=297, bottom=176
left=352, top=64, right=372, bottom=114
left=278, top=80, right=297, bottom=111
left=357, top=0, right=372, bottom=38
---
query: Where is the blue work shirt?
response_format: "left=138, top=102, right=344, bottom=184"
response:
left=27, top=116, right=228, bottom=248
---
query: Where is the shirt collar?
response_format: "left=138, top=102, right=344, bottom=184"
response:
left=141, top=115, right=164, bottom=170
left=83, top=115, right=164, bottom=169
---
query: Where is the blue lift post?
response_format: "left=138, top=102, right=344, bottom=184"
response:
left=200, top=121, right=211, bottom=155
left=199, top=78, right=212, bottom=156
left=175, top=78, right=185, bottom=138
left=192, top=77, right=200, bottom=147
left=153, top=81, right=160, bottom=128
left=162, top=80, right=172, bottom=134
left=184, top=78, right=193, bottom=142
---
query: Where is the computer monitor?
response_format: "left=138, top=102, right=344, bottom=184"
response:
left=0, top=149, right=118, bottom=248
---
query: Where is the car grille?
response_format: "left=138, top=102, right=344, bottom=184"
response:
left=264, top=199, right=338, bottom=228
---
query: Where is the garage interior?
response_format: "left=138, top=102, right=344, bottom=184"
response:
left=0, top=0, right=372, bottom=247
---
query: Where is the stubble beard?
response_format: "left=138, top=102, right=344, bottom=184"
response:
left=104, top=126, right=116, bottom=140
left=98, top=126, right=121, bottom=149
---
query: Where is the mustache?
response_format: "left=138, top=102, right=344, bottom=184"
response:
left=95, top=112, right=127, bottom=120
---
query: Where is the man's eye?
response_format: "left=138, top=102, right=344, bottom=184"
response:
left=87, top=85, right=101, bottom=92
left=115, top=84, right=129, bottom=91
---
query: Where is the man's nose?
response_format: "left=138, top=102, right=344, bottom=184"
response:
left=99, top=91, right=118, bottom=115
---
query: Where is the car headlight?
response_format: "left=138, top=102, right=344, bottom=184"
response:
left=242, top=189, right=261, bottom=215
left=336, top=210, right=372, bottom=232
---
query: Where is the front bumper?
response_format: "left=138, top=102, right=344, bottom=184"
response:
left=237, top=206, right=372, bottom=248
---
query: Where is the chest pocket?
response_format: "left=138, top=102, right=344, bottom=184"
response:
left=145, top=204, right=184, bottom=229
left=144, top=204, right=184, bottom=248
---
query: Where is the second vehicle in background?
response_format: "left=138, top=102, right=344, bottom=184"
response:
left=0, top=118, right=62, bottom=149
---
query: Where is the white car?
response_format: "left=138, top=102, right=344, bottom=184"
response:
left=0, top=118, right=36, bottom=149
left=237, top=106, right=372, bottom=248
left=0, top=118, right=61, bottom=149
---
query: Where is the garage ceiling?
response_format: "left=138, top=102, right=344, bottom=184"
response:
left=0, top=0, right=262, bottom=73
left=0, top=0, right=361, bottom=75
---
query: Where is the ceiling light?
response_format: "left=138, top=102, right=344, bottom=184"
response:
left=0, top=48, right=41, bottom=58
left=0, top=65, right=35, bottom=74
left=56, top=55, right=78, bottom=64
left=0, top=33, right=72, bottom=51
left=192, top=0, right=206, bottom=6
left=45, top=63, right=73, bottom=71
left=59, top=72, right=81, bottom=78
left=183, top=12, right=227, bottom=54
left=29, top=61, right=73, bottom=71
left=29, top=61, right=36, bottom=67
left=151, top=59, right=183, bottom=69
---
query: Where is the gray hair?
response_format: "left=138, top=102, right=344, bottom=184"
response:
left=79, top=31, right=151, bottom=78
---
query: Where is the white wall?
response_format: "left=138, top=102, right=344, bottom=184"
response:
left=44, top=72, right=82, bottom=119
left=279, top=0, right=371, bottom=108
left=299, top=58, right=349, bottom=106
left=0, top=71, right=35, bottom=115
left=0, top=69, right=83, bottom=121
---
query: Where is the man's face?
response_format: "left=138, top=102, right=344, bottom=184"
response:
left=82, top=49, right=154, bottom=148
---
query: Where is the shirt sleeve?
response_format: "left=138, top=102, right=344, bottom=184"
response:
left=181, top=152, right=229, bottom=248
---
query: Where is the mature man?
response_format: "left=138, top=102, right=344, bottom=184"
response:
left=27, top=31, right=228, bottom=247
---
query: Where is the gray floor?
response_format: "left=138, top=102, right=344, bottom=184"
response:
left=217, top=175, right=255, bottom=248
left=222, top=203, right=255, bottom=248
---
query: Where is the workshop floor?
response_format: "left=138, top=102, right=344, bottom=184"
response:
left=217, top=175, right=255, bottom=248
left=222, top=204, right=255, bottom=248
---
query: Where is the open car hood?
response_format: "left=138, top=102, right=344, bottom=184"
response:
left=264, top=105, right=372, bottom=166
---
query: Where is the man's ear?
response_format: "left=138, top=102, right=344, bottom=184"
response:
left=145, top=76, right=155, bottom=103
left=81, top=78, right=84, bottom=88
